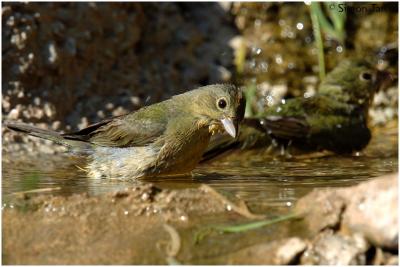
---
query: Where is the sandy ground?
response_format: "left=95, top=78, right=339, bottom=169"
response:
left=2, top=174, right=398, bottom=264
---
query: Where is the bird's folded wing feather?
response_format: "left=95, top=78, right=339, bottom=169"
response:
left=260, top=95, right=355, bottom=140
left=260, top=116, right=310, bottom=139
left=62, top=112, right=167, bottom=147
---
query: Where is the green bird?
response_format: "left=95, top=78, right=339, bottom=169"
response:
left=203, top=59, right=392, bottom=160
left=6, top=84, right=245, bottom=179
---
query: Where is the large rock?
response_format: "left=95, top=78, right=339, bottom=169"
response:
left=296, top=173, right=398, bottom=251
left=341, top=174, right=398, bottom=250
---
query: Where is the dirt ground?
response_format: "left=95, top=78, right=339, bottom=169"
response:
left=2, top=173, right=398, bottom=265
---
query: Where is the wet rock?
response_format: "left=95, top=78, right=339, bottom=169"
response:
left=295, top=173, right=398, bottom=255
left=341, top=174, right=398, bottom=250
left=274, top=237, right=308, bottom=264
left=295, top=189, right=346, bottom=236
left=301, top=230, right=370, bottom=265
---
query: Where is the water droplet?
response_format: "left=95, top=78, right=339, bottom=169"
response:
left=180, top=215, right=187, bottom=221
left=226, top=205, right=232, bottom=211
left=145, top=96, right=151, bottom=104
left=286, top=201, right=292, bottom=207
left=296, top=22, right=304, bottom=30
left=141, top=193, right=149, bottom=201
left=266, top=95, right=275, bottom=106
left=336, top=46, right=343, bottom=53
left=276, top=107, right=282, bottom=113
left=124, top=210, right=129, bottom=215
left=281, top=99, right=286, bottom=105
left=254, top=19, right=262, bottom=27
left=286, top=31, right=295, bottom=38
left=275, top=55, right=283, bottom=64
left=304, top=91, right=314, bottom=98
left=336, top=124, right=342, bottom=128
left=9, top=204, right=14, bottom=209
left=287, top=62, right=295, bottom=69
left=251, top=47, right=262, bottom=55
left=259, top=61, right=269, bottom=72
left=248, top=59, right=256, bottom=69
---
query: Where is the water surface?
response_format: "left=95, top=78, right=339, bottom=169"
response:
left=3, top=123, right=397, bottom=214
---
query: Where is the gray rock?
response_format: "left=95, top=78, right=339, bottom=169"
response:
left=301, top=230, right=370, bottom=265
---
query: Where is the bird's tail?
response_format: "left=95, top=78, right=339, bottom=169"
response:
left=5, top=121, right=91, bottom=151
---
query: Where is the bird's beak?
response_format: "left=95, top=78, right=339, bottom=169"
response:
left=375, top=70, right=396, bottom=92
left=221, top=117, right=237, bottom=138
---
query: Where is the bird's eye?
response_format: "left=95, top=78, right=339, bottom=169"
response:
left=360, top=72, right=373, bottom=81
left=217, top=98, right=227, bottom=109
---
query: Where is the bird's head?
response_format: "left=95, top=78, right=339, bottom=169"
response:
left=319, top=59, right=393, bottom=107
left=183, top=84, right=245, bottom=138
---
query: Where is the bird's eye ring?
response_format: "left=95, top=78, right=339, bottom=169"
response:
left=360, top=72, right=373, bottom=81
left=217, top=98, right=227, bottom=109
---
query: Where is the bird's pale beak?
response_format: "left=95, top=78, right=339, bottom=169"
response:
left=221, top=117, right=237, bottom=138
left=375, top=70, right=396, bottom=92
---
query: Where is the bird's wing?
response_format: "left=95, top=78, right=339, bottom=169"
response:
left=260, top=115, right=310, bottom=140
left=260, top=96, right=329, bottom=140
left=260, top=96, right=356, bottom=140
left=62, top=107, right=167, bottom=147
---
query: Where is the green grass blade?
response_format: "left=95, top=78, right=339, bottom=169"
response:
left=214, top=212, right=300, bottom=233
left=310, top=2, right=326, bottom=80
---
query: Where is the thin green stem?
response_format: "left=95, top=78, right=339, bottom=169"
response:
left=214, top=212, right=300, bottom=233
left=310, top=2, right=326, bottom=80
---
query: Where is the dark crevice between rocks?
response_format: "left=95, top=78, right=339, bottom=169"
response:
left=365, top=246, right=378, bottom=265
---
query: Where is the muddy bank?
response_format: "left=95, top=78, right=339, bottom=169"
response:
left=3, top=184, right=228, bottom=264
left=3, top=173, right=397, bottom=264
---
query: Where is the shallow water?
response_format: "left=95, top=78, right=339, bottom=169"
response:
left=2, top=123, right=397, bottom=214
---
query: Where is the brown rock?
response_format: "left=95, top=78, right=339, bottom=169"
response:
left=341, top=173, right=398, bottom=250
left=295, top=189, right=346, bottom=235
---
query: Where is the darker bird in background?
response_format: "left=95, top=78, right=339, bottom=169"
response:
left=203, top=59, right=394, bottom=161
